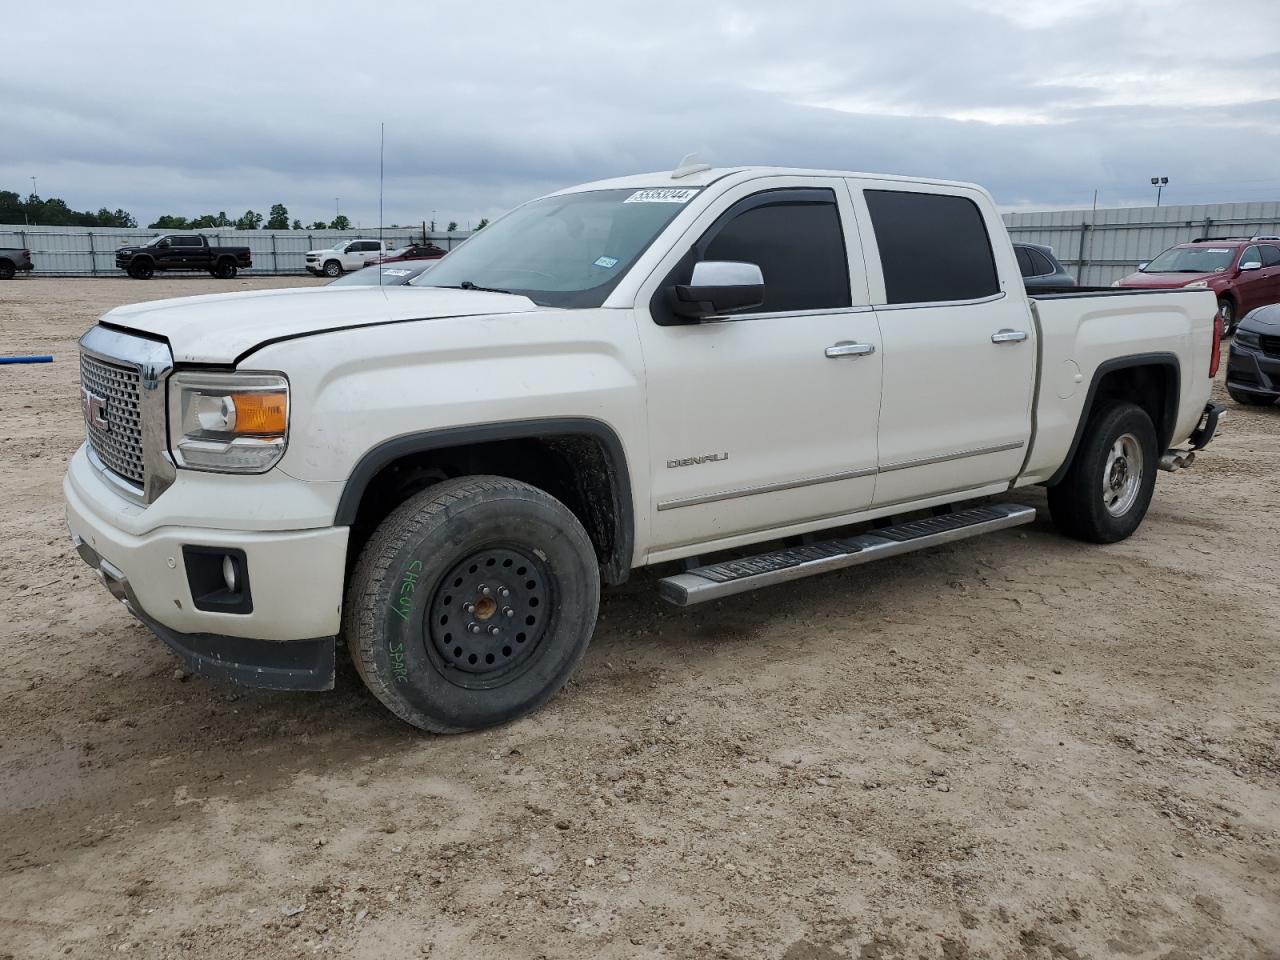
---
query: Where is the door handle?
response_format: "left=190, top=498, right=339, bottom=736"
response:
left=825, top=341, right=876, bottom=359
left=991, top=329, right=1028, bottom=344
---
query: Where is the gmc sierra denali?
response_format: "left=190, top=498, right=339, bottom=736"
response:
left=67, top=165, right=1222, bottom=733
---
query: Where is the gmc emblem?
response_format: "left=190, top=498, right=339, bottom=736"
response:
left=81, top=386, right=109, bottom=430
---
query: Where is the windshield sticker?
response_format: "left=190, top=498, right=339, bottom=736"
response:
left=1205, top=248, right=1230, bottom=254
left=593, top=256, right=619, bottom=269
left=383, top=268, right=412, bottom=277
left=624, top=188, right=697, bottom=204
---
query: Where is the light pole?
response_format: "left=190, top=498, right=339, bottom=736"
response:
left=30, top=176, right=36, bottom=198
left=431, top=210, right=437, bottom=234
left=1150, top=176, right=1168, bottom=207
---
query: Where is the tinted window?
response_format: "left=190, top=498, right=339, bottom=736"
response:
left=1015, top=246, right=1035, bottom=277
left=1029, top=249, right=1056, bottom=276
left=864, top=190, right=999, bottom=304
left=701, top=194, right=851, bottom=314
left=173, top=235, right=201, bottom=247
left=1259, top=245, right=1280, bottom=267
left=1240, top=245, right=1261, bottom=267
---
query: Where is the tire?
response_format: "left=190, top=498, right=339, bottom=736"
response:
left=1048, top=401, right=1159, bottom=544
left=323, top=259, right=342, bottom=278
left=1218, top=298, right=1237, bottom=337
left=344, top=476, right=600, bottom=733
left=0, top=261, right=14, bottom=280
left=1228, top=388, right=1275, bottom=406
left=128, top=259, right=154, bottom=280
left=214, top=258, right=237, bottom=279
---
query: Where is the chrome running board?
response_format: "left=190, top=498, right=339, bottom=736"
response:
left=657, top=503, right=1036, bottom=606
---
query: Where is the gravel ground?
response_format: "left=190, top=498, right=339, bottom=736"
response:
left=1, top=276, right=1278, bottom=960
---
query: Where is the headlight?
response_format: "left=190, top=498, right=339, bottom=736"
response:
left=168, top=371, right=289, bottom=473
left=1235, top=330, right=1260, bottom=348
left=1183, top=280, right=1209, bottom=289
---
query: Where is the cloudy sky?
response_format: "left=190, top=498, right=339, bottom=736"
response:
left=4, top=0, right=1279, bottom=228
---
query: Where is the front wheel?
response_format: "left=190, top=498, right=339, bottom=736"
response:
left=128, top=260, right=154, bottom=280
left=1218, top=298, right=1237, bottom=337
left=214, top=259, right=238, bottom=279
left=1048, top=401, right=1158, bottom=544
left=323, top=260, right=342, bottom=278
left=344, top=476, right=600, bottom=733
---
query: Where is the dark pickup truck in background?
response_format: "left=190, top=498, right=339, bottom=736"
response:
left=115, top=234, right=252, bottom=279
left=0, top=247, right=34, bottom=279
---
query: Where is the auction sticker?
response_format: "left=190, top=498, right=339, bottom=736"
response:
left=593, top=256, right=619, bottom=268
left=625, top=188, right=698, bottom=204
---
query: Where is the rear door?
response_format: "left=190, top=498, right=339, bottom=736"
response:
left=634, top=178, right=883, bottom=555
left=852, top=182, right=1036, bottom=508
left=1259, top=244, right=1280, bottom=308
left=1235, top=245, right=1267, bottom=314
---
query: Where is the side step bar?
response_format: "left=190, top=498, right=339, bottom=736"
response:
left=657, top=503, right=1036, bottom=606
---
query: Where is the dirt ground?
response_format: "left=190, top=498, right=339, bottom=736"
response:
left=1, top=276, right=1277, bottom=960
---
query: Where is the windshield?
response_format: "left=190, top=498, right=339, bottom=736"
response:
left=413, top=187, right=699, bottom=307
left=1142, top=246, right=1237, bottom=274
left=145, top=235, right=166, bottom=247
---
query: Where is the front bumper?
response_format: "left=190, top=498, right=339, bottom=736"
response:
left=71, top=533, right=335, bottom=690
left=64, top=446, right=349, bottom=690
left=1227, top=342, right=1280, bottom=397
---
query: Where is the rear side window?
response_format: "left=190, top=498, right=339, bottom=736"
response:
left=1028, top=248, right=1056, bottom=276
left=864, top=190, right=999, bottom=304
left=1015, top=246, right=1035, bottom=277
left=1260, top=245, right=1280, bottom=267
left=702, top=192, right=851, bottom=314
left=173, top=235, right=201, bottom=247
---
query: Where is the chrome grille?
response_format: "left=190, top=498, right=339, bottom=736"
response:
left=80, top=352, right=145, bottom=486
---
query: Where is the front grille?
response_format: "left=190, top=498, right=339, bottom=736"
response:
left=80, top=352, right=145, bottom=486
left=1260, top=335, right=1280, bottom=358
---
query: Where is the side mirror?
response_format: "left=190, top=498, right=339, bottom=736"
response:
left=1240, top=261, right=1262, bottom=271
left=1137, top=262, right=1148, bottom=271
left=673, top=261, right=765, bottom=319
left=157, top=239, right=170, bottom=249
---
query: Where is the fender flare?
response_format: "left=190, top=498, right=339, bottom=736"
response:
left=334, top=417, right=635, bottom=583
left=1046, top=352, right=1180, bottom=487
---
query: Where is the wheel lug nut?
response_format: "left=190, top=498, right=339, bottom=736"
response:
left=469, top=623, right=482, bottom=634
left=503, top=606, right=514, bottom=618
left=479, top=584, right=491, bottom=596
left=488, top=625, right=501, bottom=636
left=464, top=603, right=476, bottom=614
left=499, top=587, right=510, bottom=598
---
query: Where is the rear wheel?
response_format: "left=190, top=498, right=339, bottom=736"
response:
left=214, top=258, right=237, bottom=279
left=344, top=476, right=600, bottom=733
left=128, top=259, right=154, bottom=280
left=1048, top=401, right=1158, bottom=544
left=0, top=261, right=14, bottom=280
left=1228, top=388, right=1275, bottom=406
left=323, top=259, right=342, bottom=278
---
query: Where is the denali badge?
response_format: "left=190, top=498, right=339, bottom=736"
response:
left=80, top=386, right=109, bottom=430
left=666, top=452, right=729, bottom=468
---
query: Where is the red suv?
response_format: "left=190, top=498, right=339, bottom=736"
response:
left=1114, top=237, right=1280, bottom=334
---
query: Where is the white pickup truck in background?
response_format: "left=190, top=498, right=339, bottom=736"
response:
left=304, top=239, right=392, bottom=277
left=67, top=164, right=1223, bottom=733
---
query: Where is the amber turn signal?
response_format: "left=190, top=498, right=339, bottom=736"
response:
left=230, top=391, right=288, bottom=435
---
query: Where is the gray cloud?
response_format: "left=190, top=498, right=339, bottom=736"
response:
left=3, top=0, right=1279, bottom=228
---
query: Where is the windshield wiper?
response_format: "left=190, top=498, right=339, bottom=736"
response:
left=436, top=280, right=513, bottom=294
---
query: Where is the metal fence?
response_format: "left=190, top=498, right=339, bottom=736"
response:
left=1002, top=201, right=1280, bottom=287
left=0, top=225, right=472, bottom=276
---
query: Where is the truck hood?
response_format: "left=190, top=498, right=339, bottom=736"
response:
left=99, top=285, right=539, bottom=364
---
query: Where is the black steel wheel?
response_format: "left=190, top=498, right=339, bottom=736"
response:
left=129, top=259, right=154, bottom=279
left=345, top=476, right=600, bottom=733
left=214, top=258, right=238, bottom=279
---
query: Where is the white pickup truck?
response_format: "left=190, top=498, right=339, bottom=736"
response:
left=67, top=165, right=1223, bottom=733
left=304, top=239, right=392, bottom=277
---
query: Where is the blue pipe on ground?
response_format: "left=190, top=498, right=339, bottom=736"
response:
left=0, top=355, right=54, bottom=364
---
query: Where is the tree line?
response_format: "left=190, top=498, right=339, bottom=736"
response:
left=1, top=190, right=136, bottom=227
left=3, top=190, right=489, bottom=233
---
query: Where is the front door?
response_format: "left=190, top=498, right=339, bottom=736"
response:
left=635, top=179, right=883, bottom=557
left=853, top=183, right=1037, bottom=507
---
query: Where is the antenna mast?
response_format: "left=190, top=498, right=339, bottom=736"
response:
left=378, top=122, right=385, bottom=287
